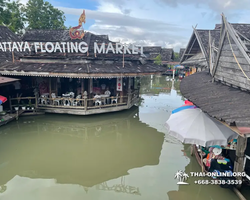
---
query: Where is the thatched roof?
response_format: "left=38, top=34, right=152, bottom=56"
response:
left=161, top=48, right=174, bottom=61
left=180, top=29, right=220, bottom=67
left=215, top=23, right=250, bottom=39
left=181, top=52, right=207, bottom=66
left=143, top=46, right=174, bottom=61
left=180, top=70, right=250, bottom=127
left=0, top=60, right=165, bottom=78
left=0, top=28, right=165, bottom=77
left=0, top=26, right=22, bottom=63
left=179, top=48, right=185, bottom=60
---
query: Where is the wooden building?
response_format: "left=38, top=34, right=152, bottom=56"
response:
left=178, top=48, right=185, bottom=61
left=180, top=28, right=221, bottom=72
left=180, top=14, right=250, bottom=194
left=0, top=27, right=166, bottom=115
left=143, top=46, right=175, bottom=63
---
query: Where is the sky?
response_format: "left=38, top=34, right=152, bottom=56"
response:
left=20, top=0, right=250, bottom=52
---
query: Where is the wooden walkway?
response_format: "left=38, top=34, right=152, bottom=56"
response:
left=0, top=109, right=44, bottom=128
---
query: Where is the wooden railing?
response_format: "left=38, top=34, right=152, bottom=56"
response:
left=37, top=95, right=130, bottom=111
left=9, top=96, right=38, bottom=111
left=9, top=90, right=139, bottom=112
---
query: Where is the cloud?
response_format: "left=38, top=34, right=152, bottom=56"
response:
left=156, top=0, right=250, bottom=11
left=59, top=6, right=190, bottom=51
left=58, top=0, right=250, bottom=52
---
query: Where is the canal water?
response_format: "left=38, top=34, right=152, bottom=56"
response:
left=0, top=75, right=249, bottom=200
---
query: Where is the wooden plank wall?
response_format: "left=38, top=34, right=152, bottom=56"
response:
left=214, top=34, right=250, bottom=90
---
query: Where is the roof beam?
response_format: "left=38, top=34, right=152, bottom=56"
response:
left=180, top=31, right=196, bottom=63
left=193, top=27, right=209, bottom=67
left=226, top=22, right=250, bottom=66
left=212, top=16, right=227, bottom=77
left=182, top=37, right=197, bottom=63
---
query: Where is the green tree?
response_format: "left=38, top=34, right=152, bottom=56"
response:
left=6, top=1, right=25, bottom=33
left=154, top=54, right=162, bottom=65
left=25, top=0, right=66, bottom=30
left=0, top=0, right=25, bottom=34
left=174, top=52, right=179, bottom=61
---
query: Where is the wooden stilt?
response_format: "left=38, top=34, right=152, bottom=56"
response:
left=200, top=146, right=204, bottom=172
left=234, top=135, right=247, bottom=189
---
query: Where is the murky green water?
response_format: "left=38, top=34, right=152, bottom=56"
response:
left=0, top=75, right=249, bottom=200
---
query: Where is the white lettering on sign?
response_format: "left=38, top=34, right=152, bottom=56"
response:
left=0, top=42, right=144, bottom=54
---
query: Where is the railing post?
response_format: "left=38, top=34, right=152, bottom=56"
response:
left=84, top=98, right=87, bottom=111
left=35, top=95, right=38, bottom=109
left=83, top=91, right=88, bottom=111
left=9, top=96, right=12, bottom=112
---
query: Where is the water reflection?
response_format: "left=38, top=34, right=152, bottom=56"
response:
left=140, top=76, right=182, bottom=96
left=1, top=75, right=247, bottom=200
left=96, top=176, right=140, bottom=195
left=0, top=107, right=164, bottom=198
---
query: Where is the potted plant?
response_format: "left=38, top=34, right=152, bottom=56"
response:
left=14, top=105, right=19, bottom=111
left=29, top=102, right=35, bottom=110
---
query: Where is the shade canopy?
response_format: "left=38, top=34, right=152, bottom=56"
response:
left=171, top=105, right=196, bottom=114
left=0, top=96, right=7, bottom=105
left=165, top=108, right=238, bottom=147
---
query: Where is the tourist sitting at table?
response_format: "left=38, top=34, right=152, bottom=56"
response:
left=93, top=93, right=101, bottom=100
left=93, top=93, right=102, bottom=106
left=104, top=88, right=111, bottom=96
left=104, top=88, right=111, bottom=104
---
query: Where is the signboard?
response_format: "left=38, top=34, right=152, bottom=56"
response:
left=117, top=77, right=123, bottom=91
left=0, top=10, right=143, bottom=55
left=0, top=42, right=143, bottom=55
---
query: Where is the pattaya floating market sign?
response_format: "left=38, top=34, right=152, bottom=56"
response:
left=0, top=42, right=143, bottom=54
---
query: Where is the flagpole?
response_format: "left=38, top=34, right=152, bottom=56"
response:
left=123, top=44, right=125, bottom=68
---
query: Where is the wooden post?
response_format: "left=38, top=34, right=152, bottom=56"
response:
left=9, top=96, right=12, bottom=112
left=234, top=135, right=247, bottom=189
left=200, top=146, right=204, bottom=172
left=56, top=78, right=58, bottom=96
left=127, top=78, right=131, bottom=107
left=81, top=79, right=84, bottom=96
left=120, top=78, right=124, bottom=103
left=35, top=95, right=38, bottom=108
left=49, top=78, right=52, bottom=98
left=84, top=98, right=87, bottom=111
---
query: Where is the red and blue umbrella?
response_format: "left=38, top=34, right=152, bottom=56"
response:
left=0, top=95, right=7, bottom=105
left=171, top=100, right=197, bottom=114
left=172, top=105, right=197, bottom=114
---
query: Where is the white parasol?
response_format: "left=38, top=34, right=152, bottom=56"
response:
left=165, top=108, right=238, bottom=147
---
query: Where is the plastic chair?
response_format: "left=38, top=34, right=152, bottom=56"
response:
left=111, top=94, right=119, bottom=104
left=72, top=95, right=82, bottom=106
left=51, top=93, right=60, bottom=105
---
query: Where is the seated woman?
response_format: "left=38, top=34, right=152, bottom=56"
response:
left=206, top=147, right=233, bottom=172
